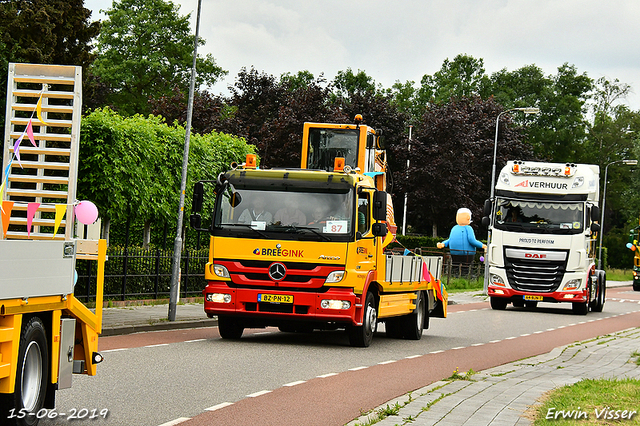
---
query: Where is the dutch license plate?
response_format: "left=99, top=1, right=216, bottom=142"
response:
left=258, top=294, right=293, bottom=304
left=524, top=295, right=543, bottom=301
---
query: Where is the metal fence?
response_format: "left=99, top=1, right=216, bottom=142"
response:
left=75, top=246, right=484, bottom=303
left=75, top=247, right=209, bottom=302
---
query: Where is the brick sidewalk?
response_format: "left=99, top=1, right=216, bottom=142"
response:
left=350, top=328, right=640, bottom=426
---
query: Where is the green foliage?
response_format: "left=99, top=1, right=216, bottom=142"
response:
left=78, top=108, right=254, bottom=246
left=76, top=246, right=209, bottom=300
left=605, top=269, right=632, bottom=281
left=603, top=229, right=632, bottom=269
left=0, top=0, right=100, bottom=127
left=91, top=0, right=226, bottom=116
left=419, top=54, right=486, bottom=105
left=533, top=378, right=640, bottom=425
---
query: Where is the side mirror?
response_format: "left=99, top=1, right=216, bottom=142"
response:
left=591, top=223, right=601, bottom=232
left=372, top=222, right=388, bottom=237
left=190, top=214, right=202, bottom=229
left=591, top=206, right=600, bottom=221
left=482, top=216, right=490, bottom=227
left=230, top=191, right=242, bottom=208
left=483, top=199, right=492, bottom=217
left=373, top=191, right=387, bottom=221
left=192, top=181, right=204, bottom=213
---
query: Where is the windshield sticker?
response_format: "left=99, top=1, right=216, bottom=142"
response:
left=560, top=223, right=572, bottom=229
left=573, top=222, right=581, bottom=229
left=324, top=220, right=348, bottom=234
left=518, top=238, right=555, bottom=245
left=251, top=221, right=266, bottom=230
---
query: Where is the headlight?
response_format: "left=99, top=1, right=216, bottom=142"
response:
left=563, top=279, right=581, bottom=290
left=321, top=299, right=351, bottom=310
left=490, top=274, right=505, bottom=286
left=325, top=270, right=345, bottom=283
left=206, top=293, right=232, bottom=303
left=213, top=264, right=230, bottom=278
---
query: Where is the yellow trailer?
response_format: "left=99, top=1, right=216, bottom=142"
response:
left=0, top=63, right=106, bottom=425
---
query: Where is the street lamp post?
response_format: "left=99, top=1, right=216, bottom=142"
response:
left=597, top=159, right=637, bottom=270
left=484, top=107, right=540, bottom=295
left=168, top=0, right=202, bottom=321
left=402, top=125, right=412, bottom=236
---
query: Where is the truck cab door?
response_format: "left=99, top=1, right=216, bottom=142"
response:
left=355, top=190, right=376, bottom=273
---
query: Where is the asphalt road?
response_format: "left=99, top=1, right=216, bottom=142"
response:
left=41, top=287, right=640, bottom=426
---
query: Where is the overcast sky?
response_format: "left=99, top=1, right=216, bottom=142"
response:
left=84, top=0, right=640, bottom=111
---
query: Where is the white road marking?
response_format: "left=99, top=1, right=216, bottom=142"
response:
left=247, top=390, right=272, bottom=398
left=205, top=402, right=233, bottom=411
left=157, top=418, right=190, bottom=426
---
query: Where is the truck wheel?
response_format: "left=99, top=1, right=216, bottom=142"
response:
left=591, top=271, right=606, bottom=313
left=348, top=292, right=377, bottom=347
left=218, top=316, right=244, bottom=339
left=384, top=317, right=403, bottom=339
left=1, top=317, right=49, bottom=426
left=634, top=280, right=640, bottom=292
left=490, top=297, right=508, bottom=310
left=402, top=291, right=425, bottom=340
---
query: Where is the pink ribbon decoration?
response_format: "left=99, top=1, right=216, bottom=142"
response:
left=26, top=120, right=37, bottom=147
left=26, top=202, right=40, bottom=237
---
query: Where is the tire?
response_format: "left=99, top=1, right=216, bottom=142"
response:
left=0, top=317, right=49, bottom=426
left=572, top=301, right=589, bottom=315
left=591, top=271, right=606, bottom=313
left=402, top=292, right=425, bottom=340
left=217, top=316, right=244, bottom=339
left=490, top=297, right=508, bottom=310
left=384, top=317, right=403, bottom=339
left=348, top=292, right=377, bottom=347
left=634, top=280, right=640, bottom=292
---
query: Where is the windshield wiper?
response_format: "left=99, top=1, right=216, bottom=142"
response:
left=288, top=225, right=331, bottom=241
left=270, top=224, right=331, bottom=241
left=223, top=223, right=268, bottom=238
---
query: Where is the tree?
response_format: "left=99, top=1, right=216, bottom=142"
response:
left=418, top=54, right=486, bottom=106
left=392, top=97, right=533, bottom=237
left=481, top=63, right=592, bottom=162
left=0, top=0, right=100, bottom=127
left=91, top=0, right=226, bottom=116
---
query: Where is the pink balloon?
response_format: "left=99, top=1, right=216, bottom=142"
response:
left=75, top=200, right=99, bottom=225
left=479, top=256, right=485, bottom=262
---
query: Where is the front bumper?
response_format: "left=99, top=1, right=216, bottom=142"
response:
left=488, top=285, right=588, bottom=303
left=203, top=282, right=361, bottom=325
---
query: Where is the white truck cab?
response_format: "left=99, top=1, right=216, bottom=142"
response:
left=483, top=160, right=605, bottom=315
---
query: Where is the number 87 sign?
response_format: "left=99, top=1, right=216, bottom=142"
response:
left=324, top=220, right=348, bottom=233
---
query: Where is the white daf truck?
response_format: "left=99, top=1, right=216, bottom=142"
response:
left=482, top=160, right=605, bottom=315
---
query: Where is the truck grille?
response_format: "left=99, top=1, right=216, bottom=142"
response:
left=504, top=248, right=568, bottom=293
left=216, top=259, right=341, bottom=289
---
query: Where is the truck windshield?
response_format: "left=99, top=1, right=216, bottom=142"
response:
left=306, top=128, right=359, bottom=171
left=493, top=198, right=584, bottom=234
left=213, top=187, right=354, bottom=242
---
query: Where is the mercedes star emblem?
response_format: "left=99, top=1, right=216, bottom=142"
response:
left=268, top=262, right=286, bottom=281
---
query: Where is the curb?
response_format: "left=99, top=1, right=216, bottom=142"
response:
left=101, top=318, right=218, bottom=336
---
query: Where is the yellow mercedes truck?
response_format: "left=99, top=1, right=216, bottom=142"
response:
left=191, top=116, right=446, bottom=347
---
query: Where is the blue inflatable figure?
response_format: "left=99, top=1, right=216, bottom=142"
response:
left=437, top=208, right=486, bottom=265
